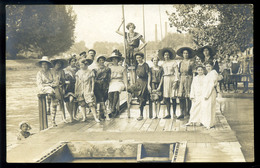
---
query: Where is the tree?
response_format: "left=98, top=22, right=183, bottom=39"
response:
left=66, top=41, right=89, bottom=56
left=6, top=5, right=77, bottom=59
left=166, top=4, right=253, bottom=57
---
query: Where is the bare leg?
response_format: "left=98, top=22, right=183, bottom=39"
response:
left=156, top=100, right=161, bottom=118
left=51, top=104, right=57, bottom=127
left=90, top=105, right=100, bottom=123
left=101, top=102, right=110, bottom=121
left=59, top=100, right=67, bottom=123
left=80, top=106, right=86, bottom=122
left=152, top=101, right=157, bottom=119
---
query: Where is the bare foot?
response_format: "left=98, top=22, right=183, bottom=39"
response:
left=95, top=118, right=100, bottom=123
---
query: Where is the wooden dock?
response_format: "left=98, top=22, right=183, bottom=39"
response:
left=7, top=92, right=245, bottom=162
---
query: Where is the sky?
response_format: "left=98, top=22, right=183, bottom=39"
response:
left=72, top=5, right=177, bottom=48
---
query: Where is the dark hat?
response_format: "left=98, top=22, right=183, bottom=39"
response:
left=134, top=52, right=145, bottom=59
left=96, top=54, right=107, bottom=62
left=88, top=49, right=96, bottom=55
left=51, top=58, right=69, bottom=69
left=197, top=45, right=216, bottom=57
left=79, top=51, right=87, bottom=56
left=19, top=121, right=32, bottom=130
left=158, top=48, right=176, bottom=61
left=35, top=56, right=53, bottom=68
left=107, top=49, right=125, bottom=62
left=176, top=47, right=195, bottom=59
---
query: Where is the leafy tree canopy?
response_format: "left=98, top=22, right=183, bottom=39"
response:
left=6, top=5, right=77, bottom=59
left=166, top=4, right=253, bottom=57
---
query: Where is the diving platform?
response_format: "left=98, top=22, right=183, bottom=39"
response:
left=7, top=91, right=245, bottom=163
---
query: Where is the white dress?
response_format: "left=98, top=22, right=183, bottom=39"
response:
left=201, top=70, right=219, bottom=128
left=188, top=75, right=205, bottom=124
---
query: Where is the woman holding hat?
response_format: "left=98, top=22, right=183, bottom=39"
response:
left=107, top=49, right=127, bottom=118
left=176, top=47, right=196, bottom=119
left=75, top=57, right=100, bottom=123
left=36, top=56, right=55, bottom=118
left=93, top=55, right=111, bottom=121
left=148, top=56, right=164, bottom=119
left=64, top=55, right=80, bottom=122
left=50, top=58, right=69, bottom=126
left=116, top=21, right=147, bottom=67
left=158, top=48, right=179, bottom=119
left=127, top=52, right=150, bottom=121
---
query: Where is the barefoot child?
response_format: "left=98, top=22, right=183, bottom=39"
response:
left=75, top=57, right=100, bottom=123
left=148, top=56, right=163, bottom=119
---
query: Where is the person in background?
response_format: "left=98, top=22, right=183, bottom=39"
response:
left=75, top=57, right=100, bottom=123
left=17, top=121, right=32, bottom=140
left=50, top=58, right=69, bottom=126
left=148, top=56, right=164, bottom=119
left=230, top=55, right=241, bottom=93
left=93, top=55, right=111, bottom=121
left=176, top=47, right=195, bottom=119
left=186, top=65, right=205, bottom=126
left=158, top=48, right=179, bottom=119
left=239, top=56, right=252, bottom=93
left=128, top=52, right=150, bottom=121
left=107, top=49, right=127, bottom=118
left=64, top=55, right=80, bottom=122
left=88, top=49, right=96, bottom=60
left=201, top=61, right=219, bottom=129
left=192, top=55, right=204, bottom=76
left=221, top=55, right=232, bottom=92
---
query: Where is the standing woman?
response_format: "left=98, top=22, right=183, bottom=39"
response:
left=128, top=52, right=150, bottom=121
left=158, top=48, right=179, bottom=119
left=176, top=47, right=195, bottom=119
left=197, top=46, right=219, bottom=73
left=64, top=55, right=79, bottom=122
left=201, top=61, right=219, bottom=129
left=148, top=56, right=164, bottom=119
left=239, top=56, right=252, bottom=93
left=75, top=57, right=100, bottom=123
left=50, top=58, right=69, bottom=125
left=36, top=56, right=55, bottom=117
left=221, top=55, right=232, bottom=92
left=116, top=21, right=147, bottom=67
left=230, top=55, right=241, bottom=93
left=107, top=49, right=128, bottom=118
left=93, top=55, right=111, bottom=121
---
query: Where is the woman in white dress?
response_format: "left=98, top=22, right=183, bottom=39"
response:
left=200, top=61, right=219, bottom=129
left=186, top=65, right=205, bottom=126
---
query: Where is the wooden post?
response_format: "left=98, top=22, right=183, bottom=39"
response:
left=38, top=94, right=48, bottom=130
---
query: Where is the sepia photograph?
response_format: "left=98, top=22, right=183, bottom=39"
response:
left=5, top=4, right=254, bottom=163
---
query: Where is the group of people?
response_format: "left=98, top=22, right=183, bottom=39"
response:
left=35, top=21, right=252, bottom=130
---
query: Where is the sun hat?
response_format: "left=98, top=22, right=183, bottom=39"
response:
left=197, top=45, right=216, bottom=57
left=35, top=56, right=53, bottom=68
left=88, top=49, right=96, bottom=55
left=51, top=58, right=69, bottom=69
left=96, top=54, right=107, bottom=62
left=19, top=121, right=32, bottom=130
left=80, top=54, right=94, bottom=65
left=158, top=48, right=176, bottom=61
left=79, top=51, right=87, bottom=57
left=176, top=47, right=195, bottom=59
left=106, top=49, right=125, bottom=62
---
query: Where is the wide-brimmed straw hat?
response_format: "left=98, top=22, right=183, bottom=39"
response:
left=106, top=49, right=125, bottom=62
left=158, top=48, right=176, bottom=60
left=80, top=54, right=93, bottom=65
left=51, top=58, right=69, bottom=69
left=176, top=47, right=195, bottom=59
left=197, top=45, right=216, bottom=57
left=19, top=121, right=32, bottom=130
left=35, top=56, right=53, bottom=68
left=96, top=54, right=107, bottom=62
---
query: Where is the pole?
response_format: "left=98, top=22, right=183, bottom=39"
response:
left=122, top=5, right=131, bottom=118
left=159, top=5, right=163, bottom=40
left=143, top=5, right=146, bottom=61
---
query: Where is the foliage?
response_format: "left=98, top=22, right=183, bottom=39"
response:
left=166, top=4, right=253, bottom=57
left=65, top=41, right=89, bottom=56
left=6, top=5, right=77, bottom=59
left=93, top=41, right=124, bottom=56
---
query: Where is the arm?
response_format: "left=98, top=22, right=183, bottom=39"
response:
left=137, top=37, right=147, bottom=51
left=123, top=68, right=128, bottom=88
left=115, top=19, right=125, bottom=36
left=147, top=65, right=151, bottom=93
